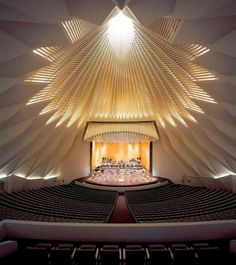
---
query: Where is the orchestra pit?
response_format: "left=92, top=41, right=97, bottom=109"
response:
left=0, top=0, right=236, bottom=264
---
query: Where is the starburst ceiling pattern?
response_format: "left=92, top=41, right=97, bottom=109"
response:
left=25, top=7, right=217, bottom=129
left=0, top=0, right=236, bottom=183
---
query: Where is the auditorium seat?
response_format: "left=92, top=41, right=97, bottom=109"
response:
left=170, top=243, right=188, bottom=250
left=50, top=247, right=72, bottom=265
left=173, top=248, right=195, bottom=265
left=193, top=243, right=210, bottom=250
left=124, top=245, right=146, bottom=265
left=73, top=245, right=97, bottom=265
left=36, top=243, right=53, bottom=250
left=148, top=247, right=172, bottom=265
left=99, top=245, right=121, bottom=265
left=197, top=246, right=224, bottom=265
left=24, top=246, right=49, bottom=265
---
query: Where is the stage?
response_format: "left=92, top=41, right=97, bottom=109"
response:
left=88, top=142, right=156, bottom=187
left=85, top=172, right=158, bottom=187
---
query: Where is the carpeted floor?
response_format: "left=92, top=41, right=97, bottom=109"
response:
left=108, top=194, right=135, bottom=223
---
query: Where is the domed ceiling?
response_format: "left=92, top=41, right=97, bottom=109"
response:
left=0, top=0, right=236, bottom=181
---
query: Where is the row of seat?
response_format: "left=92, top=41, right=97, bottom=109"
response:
left=0, top=184, right=118, bottom=223
left=3, top=241, right=235, bottom=265
left=126, top=183, right=236, bottom=222
left=125, top=183, right=233, bottom=203
left=42, top=183, right=117, bottom=203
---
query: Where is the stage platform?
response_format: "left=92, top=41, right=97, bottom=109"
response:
left=84, top=172, right=158, bottom=187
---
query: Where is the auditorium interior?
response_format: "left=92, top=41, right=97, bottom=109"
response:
left=1, top=0, right=236, bottom=264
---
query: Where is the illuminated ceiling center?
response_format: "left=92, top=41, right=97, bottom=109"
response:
left=26, top=6, right=217, bottom=129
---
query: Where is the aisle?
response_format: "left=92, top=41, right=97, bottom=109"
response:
left=108, top=194, right=135, bottom=223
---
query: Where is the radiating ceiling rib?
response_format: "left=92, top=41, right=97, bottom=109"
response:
left=61, top=18, right=98, bottom=43
left=0, top=105, right=22, bottom=124
left=209, top=117, right=236, bottom=141
left=172, top=0, right=232, bottom=19
left=196, top=51, right=236, bottom=76
left=201, top=122, right=236, bottom=160
left=25, top=126, right=70, bottom=176
left=188, top=122, right=235, bottom=171
left=165, top=127, right=202, bottom=174
left=200, top=1, right=236, bottom=18
left=0, top=30, right=30, bottom=63
left=220, top=102, right=236, bottom=117
left=148, top=17, right=183, bottom=42
left=8, top=123, right=57, bottom=174
left=128, top=0, right=175, bottom=25
left=159, top=128, right=199, bottom=176
left=0, top=0, right=71, bottom=23
left=0, top=2, right=39, bottom=23
left=0, top=77, right=22, bottom=94
left=25, top=9, right=217, bottom=129
left=0, top=118, right=35, bottom=148
left=175, top=16, right=236, bottom=45
left=42, top=130, right=80, bottom=176
left=177, top=127, right=216, bottom=173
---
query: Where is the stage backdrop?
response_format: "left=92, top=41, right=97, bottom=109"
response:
left=92, top=142, right=150, bottom=170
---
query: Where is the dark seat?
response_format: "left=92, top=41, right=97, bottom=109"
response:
left=174, top=248, right=195, bottom=265
left=100, top=245, right=120, bottom=265
left=171, top=243, right=188, bottom=250
left=197, top=246, right=224, bottom=265
left=74, top=245, right=97, bottom=265
left=50, top=248, right=72, bottom=265
left=193, top=243, right=210, bottom=250
left=36, top=243, right=53, bottom=251
left=148, top=244, right=166, bottom=249
left=57, top=244, right=74, bottom=251
left=148, top=248, right=172, bottom=265
left=125, top=245, right=146, bottom=265
left=24, top=246, right=48, bottom=265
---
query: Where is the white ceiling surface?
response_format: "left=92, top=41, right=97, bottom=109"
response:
left=0, top=0, right=235, bottom=181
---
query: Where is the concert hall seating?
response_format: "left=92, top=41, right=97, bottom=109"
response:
left=1, top=182, right=236, bottom=264
left=0, top=184, right=117, bottom=223
left=126, top=183, right=236, bottom=222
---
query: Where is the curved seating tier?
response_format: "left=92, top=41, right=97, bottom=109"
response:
left=0, top=184, right=117, bottom=223
left=126, top=183, right=236, bottom=223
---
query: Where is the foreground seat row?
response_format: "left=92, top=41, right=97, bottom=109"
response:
left=2, top=241, right=235, bottom=265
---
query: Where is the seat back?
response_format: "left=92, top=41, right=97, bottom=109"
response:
left=149, top=248, right=172, bottom=265
left=74, top=245, right=97, bottom=265
left=125, top=245, right=146, bottom=265
left=50, top=248, right=72, bottom=265
left=174, top=248, right=195, bottom=265
left=25, top=247, right=48, bottom=265
left=100, top=245, right=120, bottom=265
left=197, top=247, right=223, bottom=265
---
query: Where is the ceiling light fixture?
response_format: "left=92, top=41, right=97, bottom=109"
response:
left=107, top=11, right=135, bottom=58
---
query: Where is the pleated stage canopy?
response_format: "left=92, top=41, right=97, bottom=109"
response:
left=84, top=122, right=159, bottom=142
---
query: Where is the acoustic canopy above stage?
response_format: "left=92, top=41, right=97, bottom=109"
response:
left=84, top=121, right=159, bottom=143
